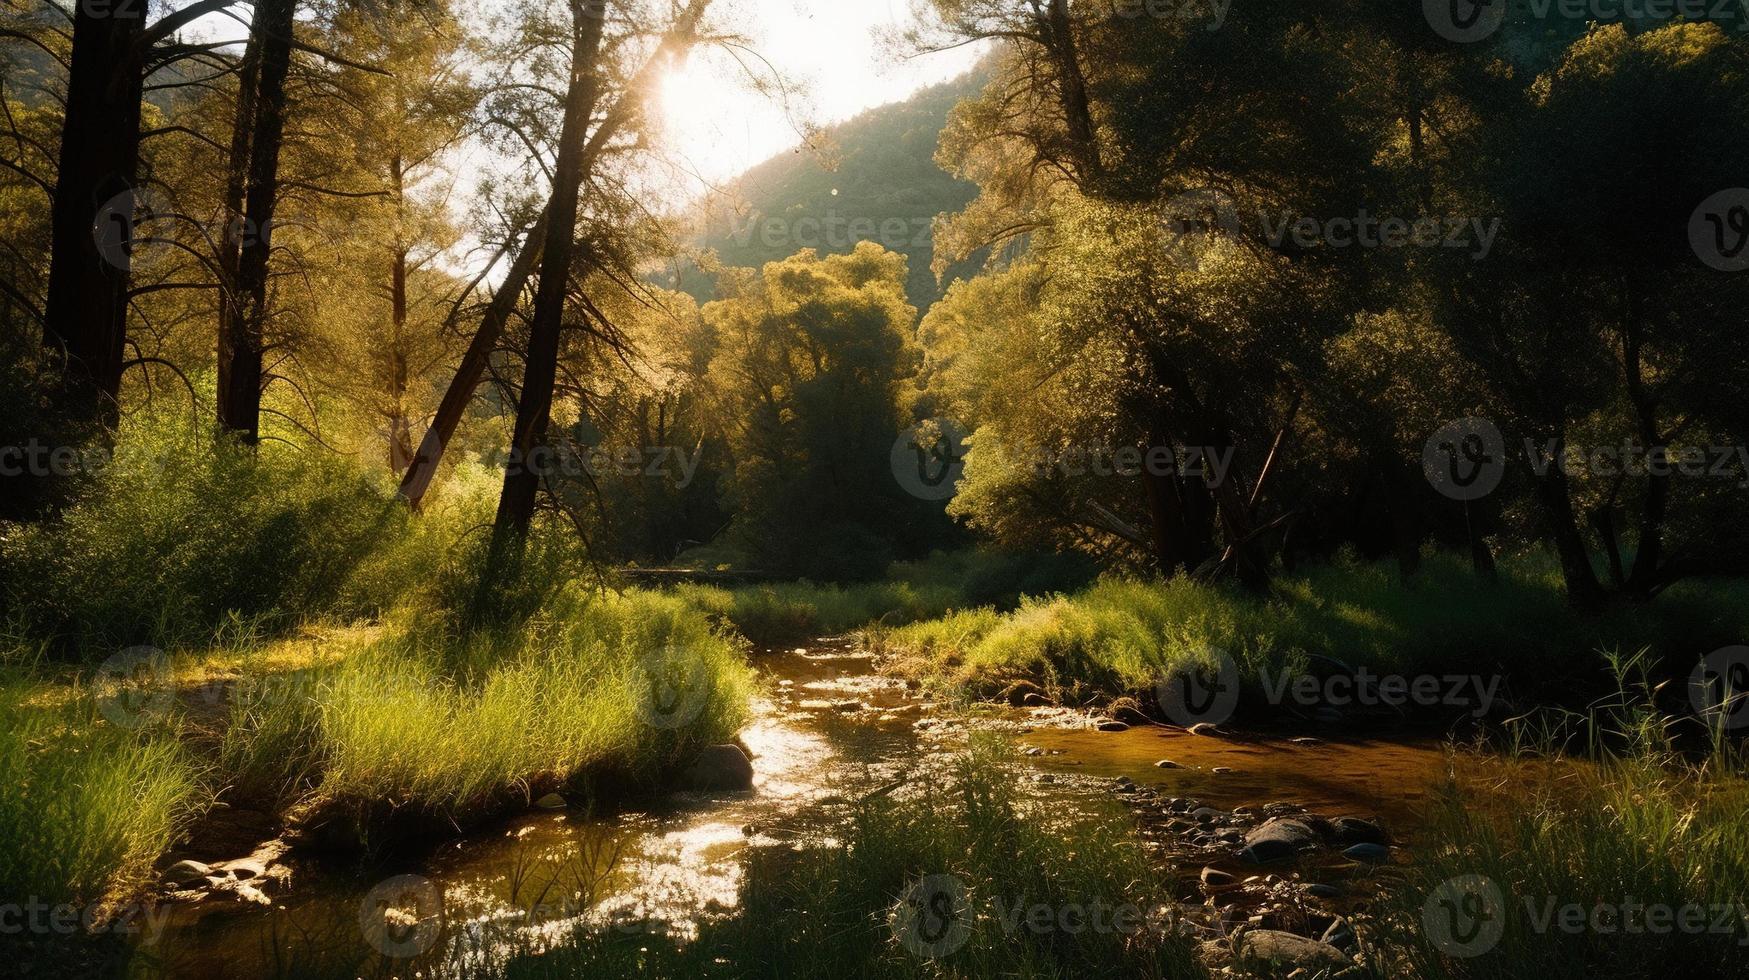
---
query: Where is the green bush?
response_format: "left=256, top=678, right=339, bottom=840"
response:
left=1, top=415, right=409, bottom=653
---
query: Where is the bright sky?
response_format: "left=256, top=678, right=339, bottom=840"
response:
left=655, top=0, right=985, bottom=191
left=177, top=0, right=982, bottom=192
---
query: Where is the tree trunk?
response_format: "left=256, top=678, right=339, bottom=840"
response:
left=1141, top=420, right=1194, bottom=575
left=1621, top=289, right=1666, bottom=599
left=385, top=155, right=414, bottom=473
left=398, top=211, right=547, bottom=505
left=219, top=0, right=296, bottom=444
left=216, top=34, right=261, bottom=427
left=399, top=0, right=712, bottom=508
left=1041, top=0, right=1102, bottom=183
left=489, top=3, right=607, bottom=541
left=1531, top=436, right=1605, bottom=609
left=42, top=0, right=148, bottom=432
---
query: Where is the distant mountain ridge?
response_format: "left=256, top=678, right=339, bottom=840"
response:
left=679, top=69, right=988, bottom=315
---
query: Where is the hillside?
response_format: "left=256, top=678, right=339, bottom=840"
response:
left=678, top=70, right=987, bottom=315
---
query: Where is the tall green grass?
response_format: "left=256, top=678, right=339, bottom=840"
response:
left=0, top=676, right=203, bottom=913
left=869, top=553, right=1749, bottom=706
left=306, top=588, right=752, bottom=826
left=1372, top=653, right=1749, bottom=978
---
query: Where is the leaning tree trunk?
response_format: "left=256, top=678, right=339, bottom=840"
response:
left=42, top=0, right=148, bottom=433
left=219, top=0, right=296, bottom=444
left=489, top=2, right=607, bottom=542
left=398, top=210, right=548, bottom=505
left=399, top=0, right=711, bottom=509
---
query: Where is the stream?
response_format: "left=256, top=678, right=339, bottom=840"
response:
left=139, top=639, right=1455, bottom=976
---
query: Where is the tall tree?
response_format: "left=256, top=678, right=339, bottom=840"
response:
left=218, top=0, right=297, bottom=443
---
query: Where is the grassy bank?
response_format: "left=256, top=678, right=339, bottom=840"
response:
left=0, top=672, right=202, bottom=915
left=1373, top=659, right=1749, bottom=977
left=0, top=588, right=754, bottom=920
left=865, top=554, right=1749, bottom=711
left=288, top=589, right=754, bottom=841
left=673, top=548, right=1096, bottom=645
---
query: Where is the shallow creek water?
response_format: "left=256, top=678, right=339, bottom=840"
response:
left=141, top=641, right=1455, bottom=976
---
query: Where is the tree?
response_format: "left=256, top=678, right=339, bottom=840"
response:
left=703, top=242, right=920, bottom=577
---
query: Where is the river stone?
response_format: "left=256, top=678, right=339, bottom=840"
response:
left=1330, top=816, right=1387, bottom=846
left=1303, top=882, right=1341, bottom=899
left=534, top=792, right=567, bottom=810
left=1239, top=818, right=1319, bottom=864
left=1236, top=929, right=1353, bottom=971
left=1289, top=736, right=1321, bottom=745
left=681, top=744, right=754, bottom=792
left=1153, top=759, right=1181, bottom=768
left=1021, top=692, right=1053, bottom=707
left=1187, top=722, right=1222, bottom=736
left=1096, top=719, right=1130, bottom=732
left=1212, top=766, right=1235, bottom=774
left=1343, top=842, right=1391, bottom=863
left=1001, top=680, right=1046, bottom=706
left=1200, top=867, right=1236, bottom=888
left=163, top=860, right=211, bottom=887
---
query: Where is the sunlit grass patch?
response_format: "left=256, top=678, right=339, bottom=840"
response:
left=291, top=588, right=755, bottom=836
left=868, top=554, right=1749, bottom=708
left=0, top=680, right=204, bottom=914
left=674, top=548, right=1097, bottom=645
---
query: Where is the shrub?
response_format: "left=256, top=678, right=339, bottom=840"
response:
left=2, top=414, right=407, bottom=653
